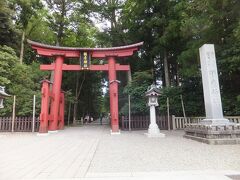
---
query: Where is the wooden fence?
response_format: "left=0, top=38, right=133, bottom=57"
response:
left=0, top=117, right=40, bottom=132
left=2, top=115, right=239, bottom=132
left=121, top=115, right=240, bottom=131
left=121, top=115, right=169, bottom=130
left=172, top=115, right=240, bottom=130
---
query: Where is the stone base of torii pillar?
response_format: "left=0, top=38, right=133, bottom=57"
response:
left=110, top=130, right=121, bottom=135
left=145, top=106, right=165, bottom=138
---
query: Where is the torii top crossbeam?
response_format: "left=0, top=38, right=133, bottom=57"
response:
left=27, top=40, right=143, bottom=58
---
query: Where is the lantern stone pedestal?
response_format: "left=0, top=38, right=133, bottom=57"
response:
left=145, top=85, right=165, bottom=138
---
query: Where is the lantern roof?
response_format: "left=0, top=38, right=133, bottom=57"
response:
left=145, top=84, right=161, bottom=97
left=0, top=86, right=10, bottom=98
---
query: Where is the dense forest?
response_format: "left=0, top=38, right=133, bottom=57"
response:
left=0, top=0, right=240, bottom=121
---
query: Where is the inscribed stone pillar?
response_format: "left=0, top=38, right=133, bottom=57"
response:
left=199, top=44, right=229, bottom=125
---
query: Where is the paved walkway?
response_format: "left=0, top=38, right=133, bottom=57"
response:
left=0, top=125, right=240, bottom=180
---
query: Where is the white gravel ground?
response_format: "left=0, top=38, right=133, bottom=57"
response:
left=89, top=127, right=240, bottom=173
left=0, top=125, right=239, bottom=180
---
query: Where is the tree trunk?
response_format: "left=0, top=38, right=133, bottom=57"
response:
left=176, top=63, right=180, bottom=86
left=110, top=0, right=117, bottom=29
left=19, top=30, right=25, bottom=64
left=73, top=72, right=80, bottom=125
left=164, top=49, right=170, bottom=87
left=109, top=0, right=118, bottom=46
left=73, top=101, right=78, bottom=126
left=56, top=0, right=66, bottom=46
left=72, top=72, right=86, bottom=125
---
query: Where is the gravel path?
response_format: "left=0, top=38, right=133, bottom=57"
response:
left=88, top=126, right=240, bottom=173
left=0, top=125, right=239, bottom=179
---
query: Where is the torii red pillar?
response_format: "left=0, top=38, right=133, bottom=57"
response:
left=49, top=56, right=64, bottom=131
left=28, top=39, right=143, bottom=134
left=39, top=80, right=50, bottom=133
left=108, top=57, right=119, bottom=133
left=59, top=92, right=65, bottom=130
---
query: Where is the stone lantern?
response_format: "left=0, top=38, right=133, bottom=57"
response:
left=145, top=84, right=165, bottom=138
left=0, top=86, right=10, bottom=108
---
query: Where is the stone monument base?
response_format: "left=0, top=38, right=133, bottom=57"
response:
left=184, top=123, right=240, bottom=145
left=200, top=118, right=230, bottom=125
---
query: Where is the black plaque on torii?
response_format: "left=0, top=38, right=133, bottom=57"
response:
left=79, top=51, right=91, bottom=70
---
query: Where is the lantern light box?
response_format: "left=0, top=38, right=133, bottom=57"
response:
left=0, top=86, right=10, bottom=108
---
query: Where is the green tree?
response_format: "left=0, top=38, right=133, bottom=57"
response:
left=0, top=0, right=18, bottom=48
left=121, top=70, right=153, bottom=115
left=0, top=46, right=48, bottom=116
left=80, top=0, right=125, bottom=46
left=122, top=0, right=184, bottom=86
left=178, top=0, right=240, bottom=116
left=45, top=0, right=76, bottom=46
left=14, top=0, right=43, bottom=64
left=0, top=46, right=18, bottom=86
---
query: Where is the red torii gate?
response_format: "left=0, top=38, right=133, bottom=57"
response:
left=28, top=40, right=143, bottom=134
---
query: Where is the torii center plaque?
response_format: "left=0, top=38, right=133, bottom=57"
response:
left=199, top=44, right=229, bottom=125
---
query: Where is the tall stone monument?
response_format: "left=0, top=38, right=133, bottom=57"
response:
left=184, top=44, right=240, bottom=144
left=199, top=44, right=229, bottom=125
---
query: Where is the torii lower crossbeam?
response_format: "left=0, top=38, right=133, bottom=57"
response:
left=40, top=64, right=130, bottom=71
